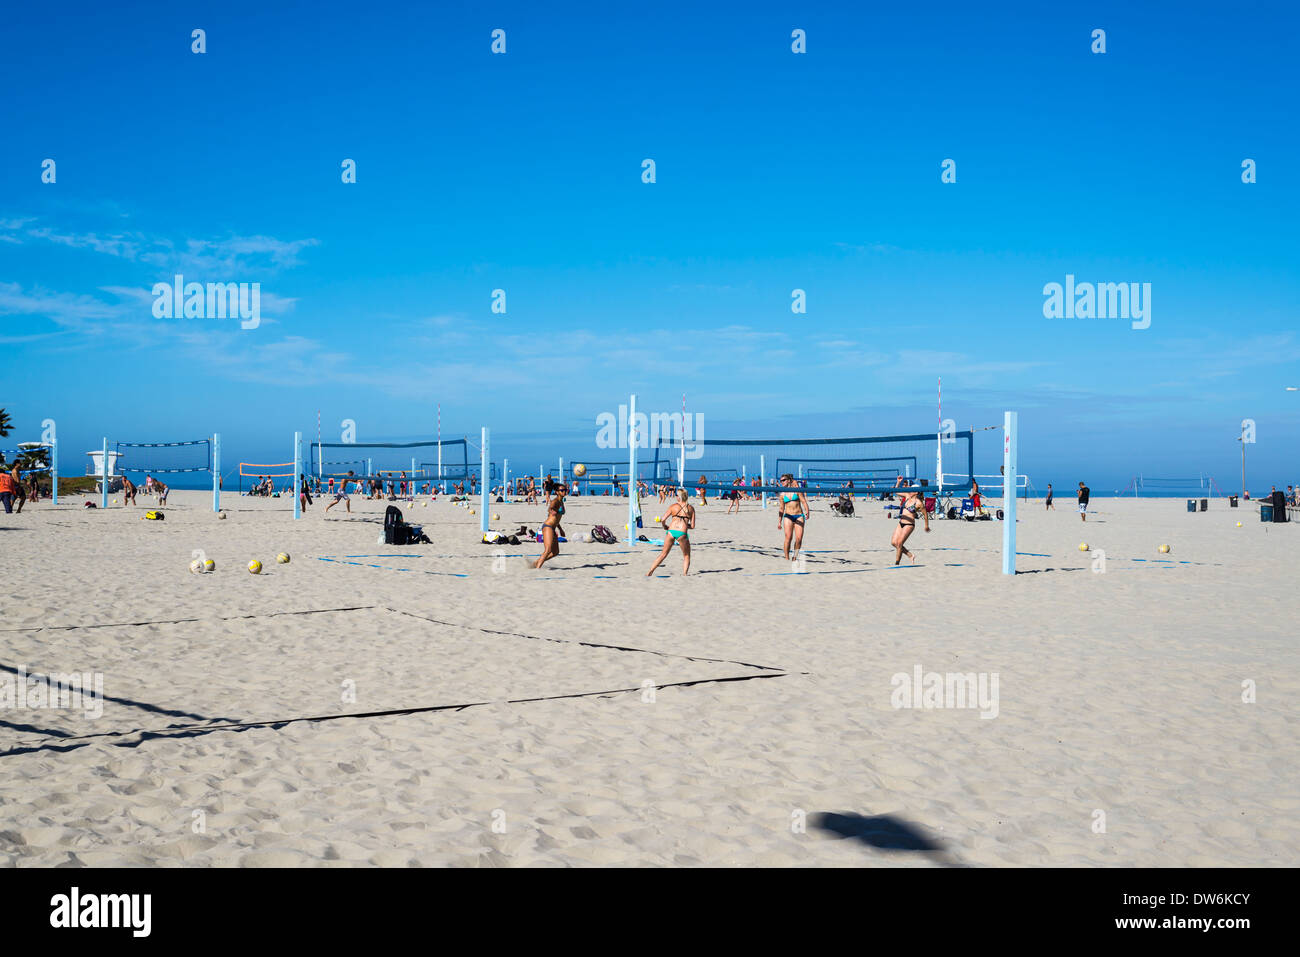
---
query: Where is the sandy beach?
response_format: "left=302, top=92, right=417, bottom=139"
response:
left=1, top=490, right=1296, bottom=867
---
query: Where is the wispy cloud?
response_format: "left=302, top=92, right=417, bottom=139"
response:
left=11, top=218, right=318, bottom=275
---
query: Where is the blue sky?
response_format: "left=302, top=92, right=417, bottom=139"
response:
left=2, top=0, right=1298, bottom=491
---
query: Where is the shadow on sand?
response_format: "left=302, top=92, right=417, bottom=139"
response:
left=812, top=811, right=965, bottom=866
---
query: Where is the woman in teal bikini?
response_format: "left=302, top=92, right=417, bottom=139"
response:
left=533, top=483, right=568, bottom=569
left=647, top=489, right=696, bottom=576
left=778, top=473, right=810, bottom=561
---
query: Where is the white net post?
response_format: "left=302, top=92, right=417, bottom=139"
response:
left=1002, top=412, right=1017, bottom=575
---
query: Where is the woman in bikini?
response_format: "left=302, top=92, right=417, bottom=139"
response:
left=533, top=482, right=567, bottom=569
left=777, top=473, right=810, bottom=561
left=647, top=488, right=695, bottom=576
left=891, top=488, right=930, bottom=564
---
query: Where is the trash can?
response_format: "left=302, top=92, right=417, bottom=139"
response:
left=1200, top=499, right=1208, bottom=512
left=1260, top=504, right=1274, bottom=522
left=1187, top=499, right=1196, bottom=512
left=1230, top=496, right=1238, bottom=507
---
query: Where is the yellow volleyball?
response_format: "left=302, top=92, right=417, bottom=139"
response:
left=573, top=463, right=587, bottom=477
left=276, top=552, right=290, bottom=564
left=248, top=559, right=262, bottom=574
left=1158, top=544, right=1170, bottom=554
left=203, top=558, right=215, bottom=573
left=1078, top=543, right=1089, bottom=551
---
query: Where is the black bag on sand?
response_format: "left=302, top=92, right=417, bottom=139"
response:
left=384, top=505, right=405, bottom=544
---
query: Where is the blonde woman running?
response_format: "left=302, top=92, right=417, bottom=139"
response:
left=777, top=473, right=810, bottom=561
left=647, top=489, right=695, bottom=576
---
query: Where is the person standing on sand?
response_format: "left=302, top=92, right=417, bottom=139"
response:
left=121, top=475, right=137, bottom=506
left=892, top=488, right=929, bottom=564
left=647, top=488, right=695, bottom=576
left=1045, top=483, right=1055, bottom=510
left=0, top=465, right=17, bottom=514
left=533, top=483, right=567, bottom=569
left=1077, top=482, right=1090, bottom=521
left=777, top=473, right=810, bottom=562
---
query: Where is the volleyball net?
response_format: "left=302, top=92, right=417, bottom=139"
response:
left=1125, top=474, right=1224, bottom=497
left=115, top=439, right=212, bottom=476
left=564, top=459, right=673, bottom=492
left=238, top=461, right=295, bottom=493
left=310, top=438, right=470, bottom=487
left=0, top=442, right=54, bottom=480
left=651, top=431, right=975, bottom=496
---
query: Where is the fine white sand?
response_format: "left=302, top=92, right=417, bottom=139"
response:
left=1, top=488, right=1296, bottom=867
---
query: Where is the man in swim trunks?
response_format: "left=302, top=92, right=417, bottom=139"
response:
left=325, top=470, right=355, bottom=514
left=647, top=488, right=695, bottom=576
left=122, top=475, right=137, bottom=506
left=1077, top=481, right=1090, bottom=521
left=154, top=479, right=168, bottom=506
left=1045, top=483, right=1054, bottom=510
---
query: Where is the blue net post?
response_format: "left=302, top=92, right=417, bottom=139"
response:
left=760, top=454, right=766, bottom=509
left=293, top=431, right=302, bottom=520
left=480, top=428, right=490, bottom=535
left=50, top=438, right=58, bottom=506
left=212, top=433, right=221, bottom=512
left=100, top=436, right=108, bottom=508
left=503, top=458, right=510, bottom=501
left=1002, top=412, right=1018, bottom=575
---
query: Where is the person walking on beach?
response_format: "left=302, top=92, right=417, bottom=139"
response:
left=325, top=470, right=355, bottom=514
left=0, top=464, right=18, bottom=513
left=1045, top=483, right=1055, bottom=510
left=1077, top=482, right=1090, bottom=521
left=892, top=488, right=929, bottom=564
left=533, top=483, right=567, bottom=569
left=778, top=473, right=809, bottom=561
left=647, top=488, right=695, bottom=576
left=727, top=477, right=744, bottom=514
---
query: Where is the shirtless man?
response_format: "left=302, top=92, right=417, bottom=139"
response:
left=325, top=471, right=355, bottom=514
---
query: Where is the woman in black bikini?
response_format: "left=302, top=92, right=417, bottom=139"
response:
left=777, top=473, right=810, bottom=561
left=891, top=489, right=929, bottom=564
left=533, top=483, right=567, bottom=569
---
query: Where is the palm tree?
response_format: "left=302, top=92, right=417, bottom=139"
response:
left=0, top=408, right=12, bottom=439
